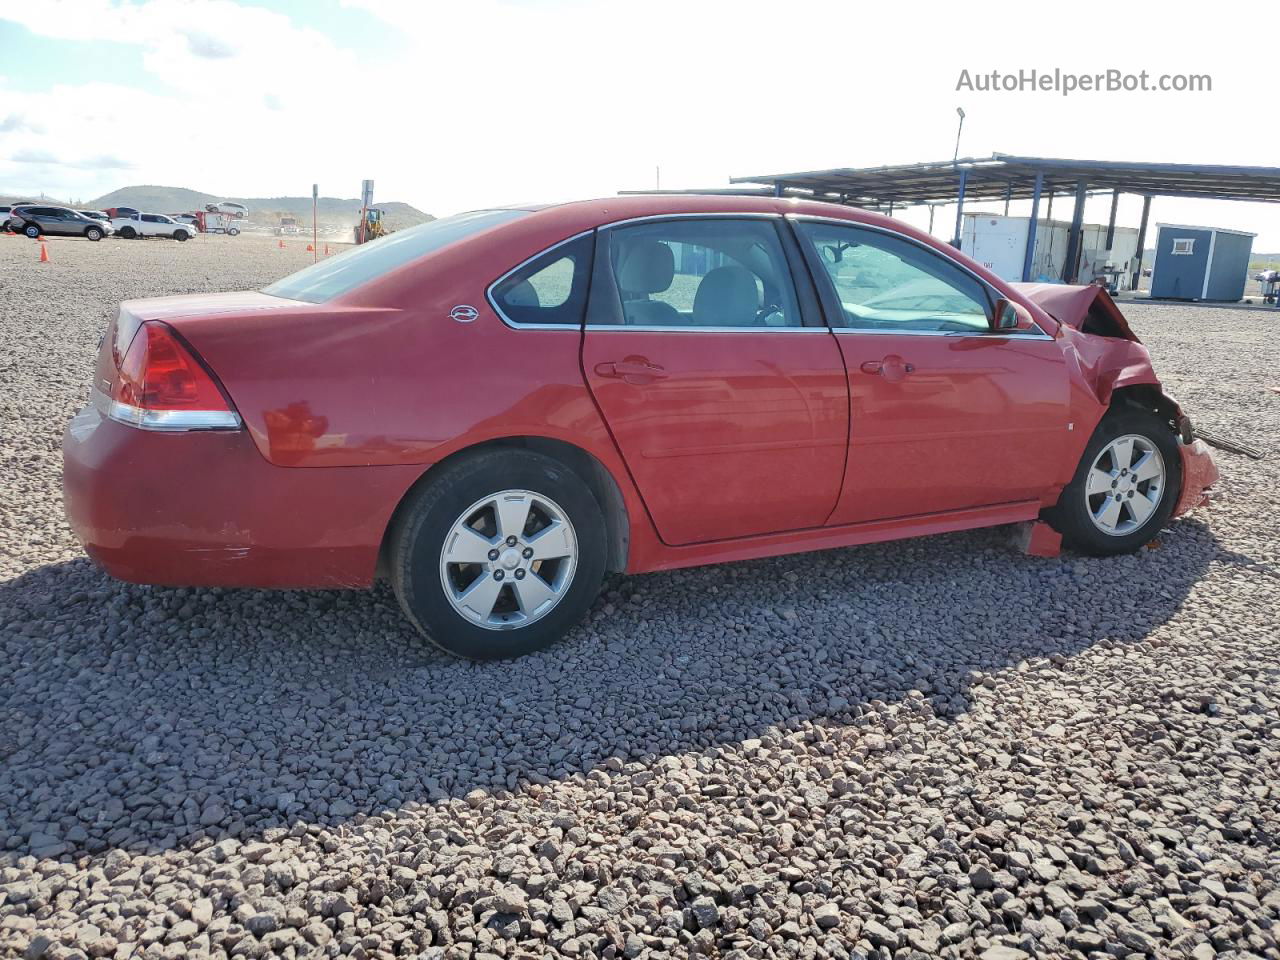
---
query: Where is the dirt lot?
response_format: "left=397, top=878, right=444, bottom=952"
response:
left=1, top=231, right=1278, bottom=960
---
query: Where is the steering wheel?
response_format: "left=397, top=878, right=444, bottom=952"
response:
left=756, top=303, right=785, bottom=326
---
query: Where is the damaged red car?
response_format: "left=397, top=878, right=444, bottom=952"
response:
left=62, top=196, right=1218, bottom=659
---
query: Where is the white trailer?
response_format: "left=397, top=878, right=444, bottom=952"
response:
left=960, top=214, right=1140, bottom=290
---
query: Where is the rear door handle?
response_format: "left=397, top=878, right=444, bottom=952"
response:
left=594, top=357, right=668, bottom=382
left=860, top=355, right=915, bottom=381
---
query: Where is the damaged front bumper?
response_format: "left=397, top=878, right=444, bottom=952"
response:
left=1174, top=439, right=1219, bottom=517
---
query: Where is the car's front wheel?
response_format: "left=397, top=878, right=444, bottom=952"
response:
left=174, top=231, right=189, bottom=242
left=390, top=449, right=607, bottom=660
left=85, top=227, right=103, bottom=241
left=1047, top=408, right=1183, bottom=555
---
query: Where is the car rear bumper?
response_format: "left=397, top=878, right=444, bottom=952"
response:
left=1174, top=439, right=1219, bottom=517
left=62, top=406, right=421, bottom=589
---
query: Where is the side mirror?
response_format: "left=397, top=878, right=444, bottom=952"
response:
left=990, top=298, right=1021, bottom=331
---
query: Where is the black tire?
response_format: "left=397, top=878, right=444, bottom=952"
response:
left=390, top=449, right=607, bottom=660
left=85, top=227, right=103, bottom=241
left=228, top=227, right=240, bottom=236
left=174, top=231, right=188, bottom=242
left=24, top=224, right=40, bottom=239
left=118, top=226, right=136, bottom=239
left=1046, top=407, right=1182, bottom=556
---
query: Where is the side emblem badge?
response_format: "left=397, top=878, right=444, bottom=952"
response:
left=450, top=304, right=479, bottom=323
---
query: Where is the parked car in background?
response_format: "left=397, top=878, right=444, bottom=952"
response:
left=77, top=210, right=111, bottom=223
left=170, top=214, right=199, bottom=227
left=8, top=204, right=113, bottom=240
left=0, top=203, right=33, bottom=231
left=190, top=210, right=241, bottom=235
left=111, top=213, right=195, bottom=241
left=104, top=207, right=141, bottom=220
left=207, top=201, right=248, bottom=218
left=62, top=196, right=1219, bottom=660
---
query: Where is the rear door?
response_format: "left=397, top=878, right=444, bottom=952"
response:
left=580, top=216, right=849, bottom=546
left=28, top=207, right=67, bottom=235
left=793, top=217, right=1070, bottom=525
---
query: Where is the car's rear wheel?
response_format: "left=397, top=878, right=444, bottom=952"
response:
left=24, top=224, right=40, bottom=239
left=85, top=227, right=103, bottom=241
left=1046, top=408, right=1182, bottom=555
left=118, top=226, right=136, bottom=239
left=390, top=449, right=607, bottom=660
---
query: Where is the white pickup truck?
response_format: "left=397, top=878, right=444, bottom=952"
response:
left=110, top=213, right=196, bottom=242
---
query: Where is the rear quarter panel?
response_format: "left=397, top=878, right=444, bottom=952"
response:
left=157, top=210, right=661, bottom=571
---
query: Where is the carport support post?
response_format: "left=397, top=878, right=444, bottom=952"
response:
left=952, top=168, right=968, bottom=249
left=1004, top=181, right=1013, bottom=216
left=1062, top=178, right=1088, bottom=283
left=1105, top=188, right=1120, bottom=250
left=1132, top=195, right=1152, bottom=291
left=773, top=182, right=784, bottom=198
left=1021, top=172, right=1043, bottom=282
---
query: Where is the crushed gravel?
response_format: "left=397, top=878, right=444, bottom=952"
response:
left=1, top=233, right=1278, bottom=960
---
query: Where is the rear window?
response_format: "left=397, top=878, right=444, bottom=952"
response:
left=262, top=209, right=529, bottom=304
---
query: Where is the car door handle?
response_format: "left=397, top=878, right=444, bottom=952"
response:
left=594, top=357, right=668, bottom=382
left=860, top=356, right=915, bottom=382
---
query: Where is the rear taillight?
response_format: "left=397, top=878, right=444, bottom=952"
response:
left=96, top=321, right=240, bottom=431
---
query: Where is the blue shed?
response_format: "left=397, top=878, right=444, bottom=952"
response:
left=1150, top=223, right=1256, bottom=301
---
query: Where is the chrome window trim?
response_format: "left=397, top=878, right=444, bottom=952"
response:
left=598, top=211, right=782, bottom=229
left=831, top=327, right=1054, bottom=341
left=485, top=229, right=595, bottom=331
left=582, top=324, right=827, bottom=333
left=786, top=213, right=1056, bottom=340
left=93, top=388, right=242, bottom=432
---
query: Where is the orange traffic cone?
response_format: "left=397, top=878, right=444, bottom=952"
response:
left=306, top=243, right=314, bottom=252
left=39, top=242, right=50, bottom=263
left=278, top=239, right=285, bottom=249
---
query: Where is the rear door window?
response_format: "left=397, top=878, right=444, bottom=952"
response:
left=600, top=218, right=801, bottom=328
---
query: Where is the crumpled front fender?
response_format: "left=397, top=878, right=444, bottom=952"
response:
left=1175, top=439, right=1219, bottom=517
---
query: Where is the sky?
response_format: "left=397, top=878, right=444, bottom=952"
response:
left=2, top=0, right=1278, bottom=249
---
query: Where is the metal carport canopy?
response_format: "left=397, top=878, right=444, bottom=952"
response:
left=732, top=154, right=1280, bottom=285
left=730, top=155, right=1280, bottom=205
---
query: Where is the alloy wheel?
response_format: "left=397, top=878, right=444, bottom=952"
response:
left=438, top=489, right=578, bottom=630
left=1085, top=434, right=1166, bottom=536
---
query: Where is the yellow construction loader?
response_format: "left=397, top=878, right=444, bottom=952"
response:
left=354, top=207, right=387, bottom=244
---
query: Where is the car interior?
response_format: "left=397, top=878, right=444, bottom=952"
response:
left=610, top=230, right=795, bottom=328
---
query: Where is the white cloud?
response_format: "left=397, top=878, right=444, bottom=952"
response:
left=2, top=0, right=1278, bottom=246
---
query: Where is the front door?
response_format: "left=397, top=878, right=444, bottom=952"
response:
left=582, top=217, right=849, bottom=546
left=792, top=218, right=1070, bottom=525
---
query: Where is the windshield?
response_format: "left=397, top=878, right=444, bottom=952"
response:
left=262, top=209, right=529, bottom=304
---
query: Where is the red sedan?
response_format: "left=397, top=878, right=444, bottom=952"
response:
left=63, top=196, right=1218, bottom=659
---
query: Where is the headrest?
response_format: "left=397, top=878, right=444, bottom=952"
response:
left=693, top=265, right=759, bottom=326
left=616, top=239, right=674, bottom=294
left=504, top=279, right=540, bottom=308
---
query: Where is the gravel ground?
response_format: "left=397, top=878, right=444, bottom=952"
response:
left=1, top=232, right=1278, bottom=960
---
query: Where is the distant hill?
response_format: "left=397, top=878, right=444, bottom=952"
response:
left=84, top=184, right=434, bottom=236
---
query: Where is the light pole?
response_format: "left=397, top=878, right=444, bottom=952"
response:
left=953, top=107, right=966, bottom=164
